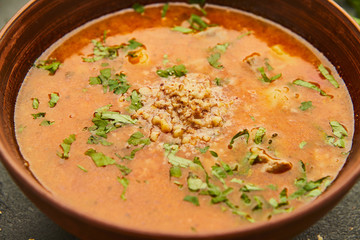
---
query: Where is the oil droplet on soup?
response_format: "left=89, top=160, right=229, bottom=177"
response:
left=14, top=3, right=354, bottom=234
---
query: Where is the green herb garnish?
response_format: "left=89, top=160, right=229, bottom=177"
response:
left=156, top=64, right=188, bottom=78
left=183, top=195, right=200, bottom=206
left=83, top=39, right=121, bottom=62
left=31, top=112, right=46, bottom=119
left=89, top=69, right=130, bottom=95
left=171, top=26, right=194, bottom=34
left=40, top=120, right=54, bottom=126
left=48, top=93, right=60, bottom=108
left=128, top=90, right=143, bottom=111
left=257, top=67, right=282, bottom=83
left=254, top=127, right=266, bottom=144
left=197, top=146, right=210, bottom=153
left=292, top=79, right=329, bottom=96
left=228, top=129, right=249, bottom=149
left=207, top=52, right=223, bottom=69
left=299, top=141, right=307, bottom=149
left=299, top=101, right=312, bottom=111
left=116, top=164, right=132, bottom=176
left=318, top=64, right=339, bottom=88
left=132, top=3, right=145, bottom=13
left=77, top=165, right=88, bottom=172
left=187, top=173, right=207, bottom=191
left=32, top=98, right=39, bottom=109
left=85, top=148, right=115, bottom=167
left=170, top=166, right=182, bottom=178
left=164, top=144, right=196, bottom=168
left=161, top=3, right=169, bottom=18
left=35, top=60, right=61, bottom=75
left=57, top=134, right=76, bottom=159
left=117, top=177, right=129, bottom=200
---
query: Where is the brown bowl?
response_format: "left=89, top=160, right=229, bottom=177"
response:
left=0, top=0, right=359, bottom=239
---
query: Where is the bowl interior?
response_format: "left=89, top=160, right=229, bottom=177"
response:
left=0, top=0, right=359, bottom=239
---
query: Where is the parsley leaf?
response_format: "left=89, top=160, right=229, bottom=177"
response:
left=299, top=101, right=312, bottom=111
left=170, top=166, right=182, bottom=178
left=83, top=39, right=121, bottom=62
left=32, top=98, right=39, bottom=109
left=116, top=164, right=132, bottom=176
left=156, top=64, right=188, bottom=78
left=187, top=173, right=207, bottom=191
left=329, top=121, right=348, bottom=138
left=128, top=131, right=151, bottom=146
left=35, top=60, right=61, bottom=75
left=85, top=148, right=115, bottom=167
left=57, top=134, right=76, bottom=159
left=183, top=195, right=200, bottom=206
left=48, top=93, right=60, bottom=108
left=132, top=3, right=145, bottom=13
left=318, top=64, right=339, bottom=88
left=171, top=26, right=194, bottom=34
left=228, top=129, right=249, bottom=149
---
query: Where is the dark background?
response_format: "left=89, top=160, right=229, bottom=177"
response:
left=0, top=0, right=359, bottom=239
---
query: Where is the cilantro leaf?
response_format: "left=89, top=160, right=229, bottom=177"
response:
left=241, top=193, right=251, bottom=204
left=254, top=127, right=266, bottom=144
left=329, top=121, right=348, bottom=139
left=292, top=79, right=329, bottom=96
left=187, top=173, right=207, bottom=191
left=170, top=166, right=182, bottom=178
left=57, top=134, right=76, bottom=159
left=207, top=52, right=223, bottom=69
left=299, top=101, right=312, bottom=111
left=116, top=164, right=132, bottom=176
left=209, top=150, right=218, bottom=158
left=132, top=3, right=145, bottom=13
left=257, top=67, right=282, bottom=83
left=228, top=129, right=249, bottom=149
left=299, top=141, right=307, bottom=149
left=85, top=148, right=115, bottom=167
left=164, top=144, right=196, bottom=168
left=117, top=177, right=129, bottom=200
left=31, top=112, right=46, bottom=119
left=83, top=39, right=121, bottom=62
left=90, top=69, right=130, bottom=95
left=77, top=165, right=88, bottom=173
left=197, top=146, right=210, bottom=154
left=318, top=64, right=339, bottom=88
left=40, top=120, right=54, bottom=126
left=35, top=60, right=61, bottom=75
left=156, top=64, right=188, bottom=78
left=32, top=98, right=39, bottom=109
left=128, top=90, right=143, bottom=111
left=188, top=14, right=209, bottom=31
left=171, top=26, right=194, bottom=34
left=161, top=3, right=169, bottom=18
left=183, top=195, right=200, bottom=206
left=240, top=183, right=263, bottom=192
left=48, top=93, right=60, bottom=108
left=188, top=0, right=206, bottom=7
left=127, top=131, right=151, bottom=146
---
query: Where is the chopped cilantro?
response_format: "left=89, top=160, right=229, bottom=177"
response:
left=241, top=193, right=251, bottom=204
left=17, top=125, right=26, bottom=133
left=183, top=195, right=200, bottom=206
left=264, top=58, right=273, bottom=71
left=230, top=178, right=244, bottom=185
left=170, top=166, right=182, bottom=178
left=40, top=120, right=54, bottom=126
left=35, top=60, right=61, bottom=75
left=127, top=131, right=150, bottom=146
left=117, top=177, right=129, bottom=200
left=228, top=129, right=249, bottom=149
left=128, top=90, right=143, bottom=111
left=89, top=69, right=130, bottom=95
left=164, top=144, right=196, bottom=168
left=330, top=121, right=348, bottom=138
left=240, top=183, right=263, bottom=192
left=254, top=127, right=266, bottom=144
left=48, top=93, right=60, bottom=108
left=85, top=148, right=115, bottom=167
left=209, top=150, right=218, bottom=158
left=125, top=39, right=144, bottom=50
left=132, top=3, right=145, bottom=13
left=252, top=196, right=263, bottom=211
left=299, top=101, right=312, bottom=111
left=318, top=64, right=339, bottom=88
left=171, top=26, right=194, bottom=34
left=207, top=52, right=223, bottom=69
left=83, top=39, right=121, bottom=62
left=267, top=184, right=278, bottom=191
left=31, top=112, right=46, bottom=119
left=213, top=43, right=229, bottom=53
left=292, top=79, right=329, bottom=96
left=326, top=136, right=345, bottom=148
left=116, top=164, right=132, bottom=176
left=77, top=165, right=88, bottom=173
left=161, top=3, right=169, bottom=18
left=87, top=135, right=113, bottom=146
left=57, top=134, right=76, bottom=159
left=187, top=173, right=207, bottom=191
left=188, top=0, right=206, bottom=7
left=257, top=67, right=282, bottom=83
left=237, top=31, right=252, bottom=39
left=214, top=77, right=223, bottom=86
left=188, top=14, right=209, bottom=31
left=299, top=141, right=307, bottom=149
left=156, top=64, right=188, bottom=78
left=32, top=98, right=39, bottom=109
left=196, top=146, right=209, bottom=154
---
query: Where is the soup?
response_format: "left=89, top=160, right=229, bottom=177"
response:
left=14, top=2, right=354, bottom=234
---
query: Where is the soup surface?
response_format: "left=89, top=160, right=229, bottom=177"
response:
left=15, top=3, right=354, bottom=234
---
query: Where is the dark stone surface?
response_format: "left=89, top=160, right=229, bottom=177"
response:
left=0, top=1, right=359, bottom=239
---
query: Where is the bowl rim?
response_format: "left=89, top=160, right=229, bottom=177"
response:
left=0, top=0, right=359, bottom=238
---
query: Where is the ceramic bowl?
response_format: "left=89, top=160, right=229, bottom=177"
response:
left=0, top=0, right=359, bottom=239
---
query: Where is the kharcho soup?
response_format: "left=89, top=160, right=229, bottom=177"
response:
left=14, top=2, right=354, bottom=234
